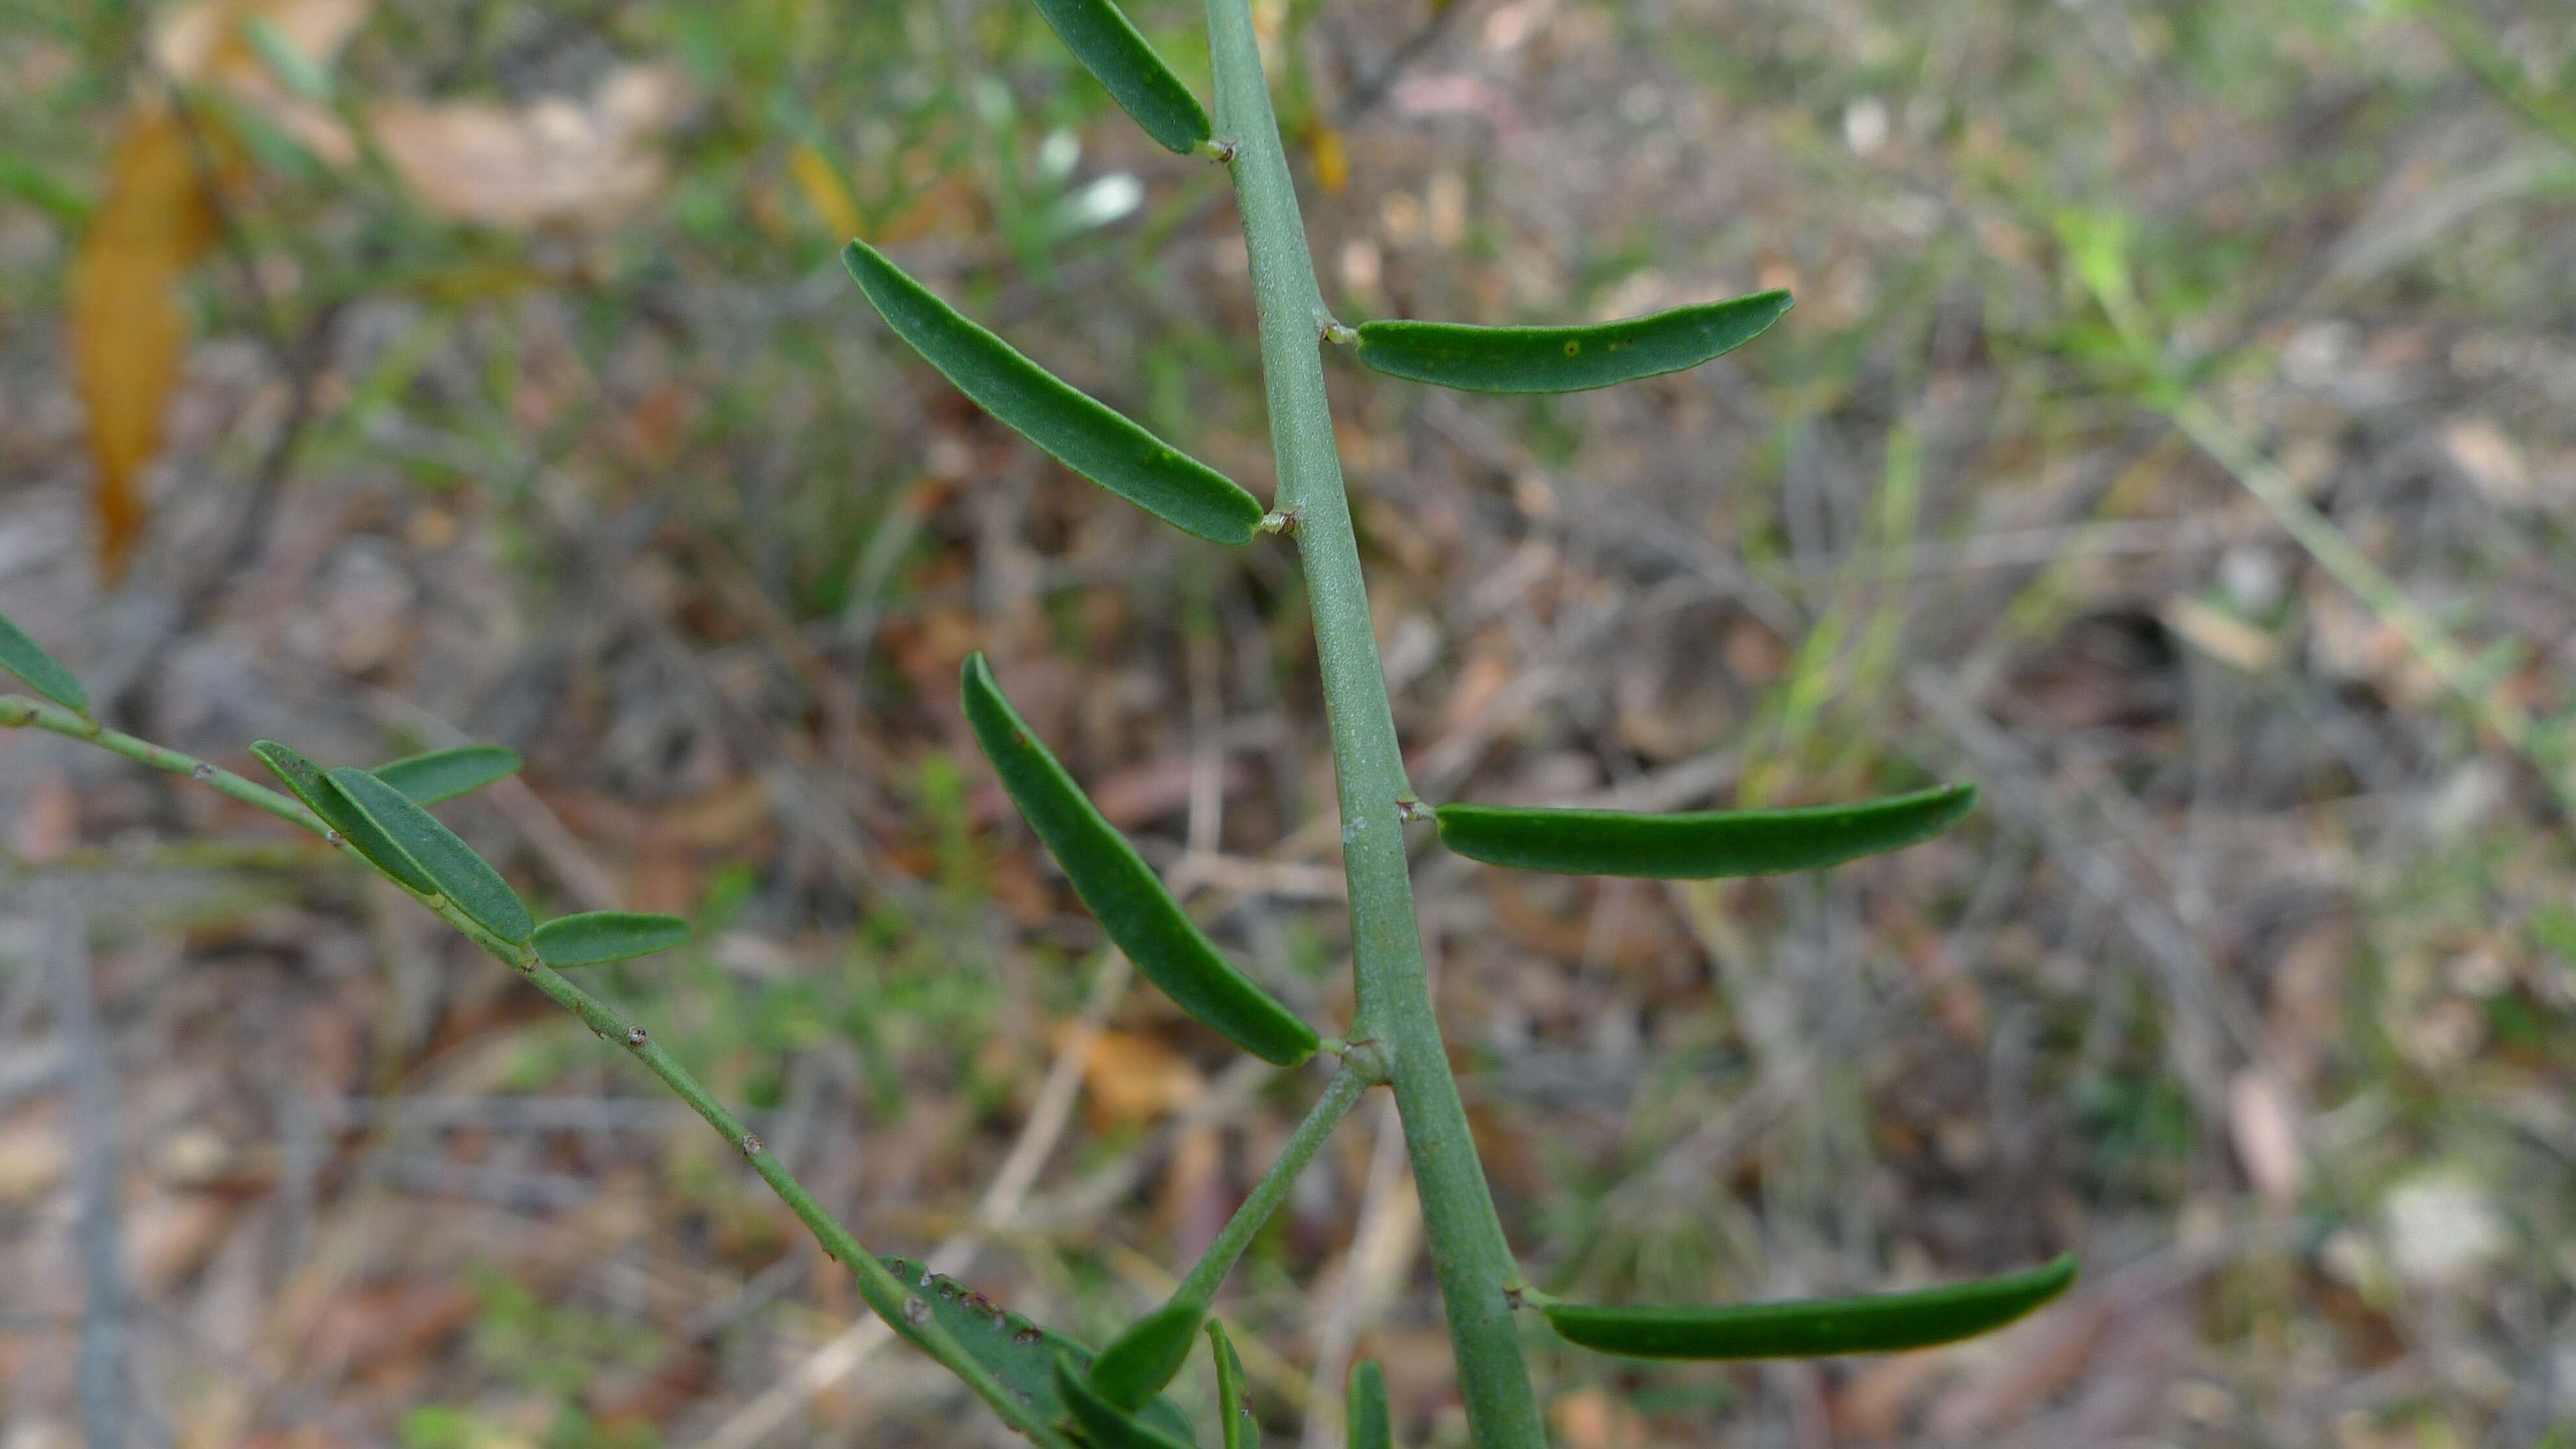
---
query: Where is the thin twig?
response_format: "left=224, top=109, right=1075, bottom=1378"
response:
left=49, top=887, right=129, bottom=1449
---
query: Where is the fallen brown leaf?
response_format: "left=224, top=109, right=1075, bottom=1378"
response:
left=370, top=66, right=693, bottom=231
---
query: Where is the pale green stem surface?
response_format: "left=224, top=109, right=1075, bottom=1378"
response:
left=1, top=693, right=1078, bottom=1449
left=1170, top=1061, right=1369, bottom=1308
left=1198, top=3, right=1548, bottom=1443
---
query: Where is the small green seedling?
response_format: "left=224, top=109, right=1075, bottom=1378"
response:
left=0, top=0, right=2077, bottom=1441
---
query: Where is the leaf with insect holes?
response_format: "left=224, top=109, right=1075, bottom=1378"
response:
left=1054, top=1352, right=1199, bottom=1449
left=1347, top=1360, right=1393, bottom=1449
left=374, top=743, right=521, bottom=805
left=327, top=767, right=532, bottom=943
left=533, top=912, right=689, bottom=968
left=1541, top=1253, right=2077, bottom=1361
left=962, top=653, right=1318, bottom=1065
left=0, top=611, right=89, bottom=713
left=1353, top=290, right=1792, bottom=394
left=1208, top=1321, right=1258, bottom=1449
left=877, top=1257, right=1198, bottom=1443
left=1026, top=0, right=1211, bottom=154
left=251, top=741, right=441, bottom=897
left=1089, top=1296, right=1206, bottom=1412
left=844, top=242, right=1263, bottom=545
left=1431, top=782, right=1975, bottom=879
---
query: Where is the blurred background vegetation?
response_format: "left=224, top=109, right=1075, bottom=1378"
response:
left=4, top=0, right=2575, bottom=1443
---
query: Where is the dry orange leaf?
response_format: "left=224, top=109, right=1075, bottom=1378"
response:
left=68, top=106, right=221, bottom=579
left=369, top=66, right=693, bottom=231
left=1077, top=1027, right=1206, bottom=1128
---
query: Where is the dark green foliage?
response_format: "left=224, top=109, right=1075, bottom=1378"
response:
left=1431, top=782, right=1976, bottom=878
left=1539, top=1253, right=2077, bottom=1360
left=250, top=741, right=441, bottom=897
left=1053, top=1352, right=1200, bottom=1448
left=1208, top=1321, right=1258, bottom=1449
left=877, top=1256, right=1199, bottom=1444
left=375, top=744, right=523, bottom=805
left=1025, top=0, right=1212, bottom=153
left=532, top=912, right=691, bottom=967
left=961, top=652, right=1319, bottom=1065
left=327, top=767, right=534, bottom=943
left=0, top=610, right=88, bottom=712
left=1352, top=291, right=1792, bottom=393
left=1346, top=1360, right=1392, bottom=1449
left=844, top=241, right=1263, bottom=545
left=1088, top=1296, right=1206, bottom=1411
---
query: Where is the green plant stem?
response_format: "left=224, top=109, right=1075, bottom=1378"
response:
left=1, top=695, right=327, bottom=834
left=1198, top=4, right=1548, bottom=1444
left=0, top=692, right=1079, bottom=1449
left=1170, top=1061, right=1370, bottom=1308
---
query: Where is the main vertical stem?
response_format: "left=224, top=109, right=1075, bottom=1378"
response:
left=1199, top=5, right=1545, bottom=1444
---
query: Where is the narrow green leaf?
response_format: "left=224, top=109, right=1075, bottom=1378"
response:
left=844, top=242, right=1263, bottom=545
left=375, top=744, right=523, bottom=805
left=327, top=767, right=534, bottom=943
left=1432, top=782, right=1975, bottom=879
left=878, top=1257, right=1197, bottom=1443
left=1208, top=1321, right=1258, bottom=1449
left=0, top=611, right=88, bottom=713
left=1346, top=1360, right=1393, bottom=1449
left=1026, top=0, right=1211, bottom=153
left=1091, top=1296, right=1206, bottom=1411
left=1541, top=1253, right=2078, bottom=1361
left=1352, top=291, right=1792, bottom=393
left=1054, top=1352, right=1200, bottom=1449
left=250, top=741, right=441, bottom=897
left=533, top=912, right=689, bottom=968
left=961, top=653, right=1319, bottom=1065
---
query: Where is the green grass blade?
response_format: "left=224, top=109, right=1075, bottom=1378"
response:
left=0, top=611, right=88, bottom=713
left=1431, top=782, right=1975, bottom=878
left=1346, top=1360, right=1393, bottom=1449
left=1090, top=1296, right=1206, bottom=1411
left=844, top=241, right=1263, bottom=544
left=1208, top=1321, right=1258, bottom=1449
left=327, top=767, right=534, bottom=943
left=533, top=911, right=689, bottom=967
left=1540, top=1253, right=2078, bottom=1360
left=961, top=653, right=1319, bottom=1065
left=250, top=741, right=441, bottom=897
left=1053, top=1352, right=1201, bottom=1449
left=374, top=744, right=523, bottom=805
left=1027, top=0, right=1211, bottom=153
left=1352, top=291, right=1792, bottom=393
left=878, top=1257, right=1198, bottom=1443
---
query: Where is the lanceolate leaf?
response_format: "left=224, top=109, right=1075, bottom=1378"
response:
left=1346, top=1360, right=1393, bottom=1449
left=533, top=912, right=690, bottom=968
left=879, top=1257, right=1198, bottom=1444
left=375, top=744, right=523, bottom=805
left=844, top=241, right=1263, bottom=545
left=327, top=767, right=534, bottom=943
left=0, top=611, right=89, bottom=712
left=1054, top=1353, right=1200, bottom=1449
left=251, top=741, right=441, bottom=897
left=962, top=654, right=1319, bottom=1065
left=1208, top=1321, right=1259, bottom=1449
left=1090, top=1296, right=1206, bottom=1411
left=1432, top=782, right=1976, bottom=879
left=1026, top=0, right=1212, bottom=154
left=1353, top=290, right=1792, bottom=393
left=1540, top=1253, right=2078, bottom=1361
